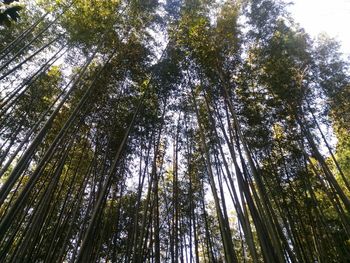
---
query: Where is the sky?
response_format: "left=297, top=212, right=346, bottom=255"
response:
left=288, top=0, right=350, bottom=56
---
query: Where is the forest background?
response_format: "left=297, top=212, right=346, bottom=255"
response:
left=0, top=0, right=350, bottom=262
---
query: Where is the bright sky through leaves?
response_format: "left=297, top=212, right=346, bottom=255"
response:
left=289, top=0, right=350, bottom=55
left=1, top=1, right=350, bottom=261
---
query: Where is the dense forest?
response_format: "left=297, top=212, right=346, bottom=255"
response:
left=0, top=0, right=350, bottom=262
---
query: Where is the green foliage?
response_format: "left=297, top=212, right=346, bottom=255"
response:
left=0, top=0, right=23, bottom=26
left=1, top=0, right=350, bottom=262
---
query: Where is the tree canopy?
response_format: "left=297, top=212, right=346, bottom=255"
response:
left=0, top=0, right=350, bottom=262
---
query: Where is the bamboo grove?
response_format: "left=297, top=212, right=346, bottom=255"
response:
left=0, top=0, right=350, bottom=262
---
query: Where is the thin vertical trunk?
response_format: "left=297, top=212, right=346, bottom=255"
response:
left=191, top=86, right=238, bottom=263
